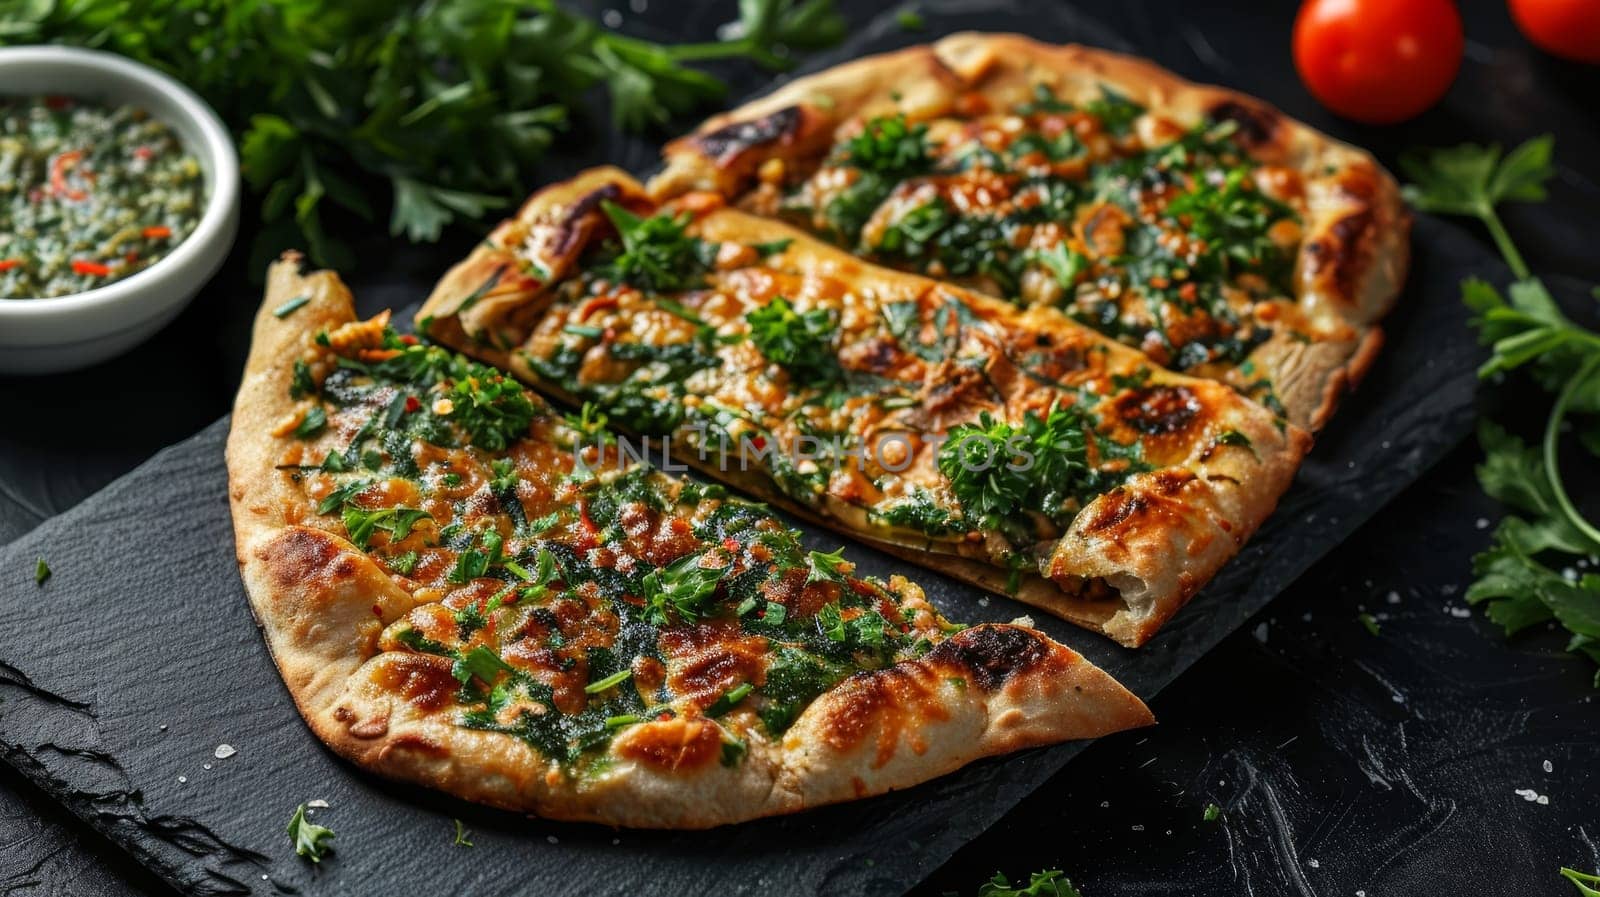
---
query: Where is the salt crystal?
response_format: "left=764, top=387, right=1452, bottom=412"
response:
left=1475, top=518, right=1491, bottom=529
left=1131, top=824, right=1144, bottom=831
left=203, top=763, right=212, bottom=771
left=177, top=776, right=187, bottom=784
left=214, top=744, right=236, bottom=760
left=547, top=835, right=560, bottom=844
left=1386, top=591, right=1401, bottom=604
left=601, top=9, right=621, bottom=27
left=611, top=837, right=621, bottom=845
left=1252, top=622, right=1269, bottom=643
left=1514, top=788, right=1542, bottom=802
left=1309, top=859, right=1320, bottom=868
left=308, top=799, right=330, bottom=808
left=1543, top=760, right=1553, bottom=773
left=977, top=596, right=991, bottom=607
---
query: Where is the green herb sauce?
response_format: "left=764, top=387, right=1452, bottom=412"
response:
left=0, top=96, right=205, bottom=299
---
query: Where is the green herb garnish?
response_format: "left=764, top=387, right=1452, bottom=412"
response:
left=286, top=804, right=334, bottom=862
left=594, top=201, right=717, bottom=293
left=641, top=553, right=725, bottom=626
left=1403, top=136, right=1600, bottom=685
left=452, top=818, right=473, bottom=848
left=2, top=1, right=846, bottom=267
left=292, top=406, right=327, bottom=439
left=746, top=295, right=840, bottom=385
left=842, top=114, right=932, bottom=177
left=34, top=557, right=50, bottom=586
left=273, top=295, right=310, bottom=318
left=975, top=869, right=1083, bottom=897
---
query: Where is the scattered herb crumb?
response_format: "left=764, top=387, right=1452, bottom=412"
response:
left=975, top=869, right=1083, bottom=897
left=287, top=803, right=334, bottom=862
left=453, top=818, right=474, bottom=848
left=34, top=557, right=50, bottom=585
left=1357, top=612, right=1381, bottom=636
left=1203, top=802, right=1222, bottom=823
left=897, top=8, right=925, bottom=30
left=1561, top=867, right=1600, bottom=896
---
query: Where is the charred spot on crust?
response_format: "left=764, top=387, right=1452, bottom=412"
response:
left=926, top=625, right=1051, bottom=692
left=262, top=527, right=346, bottom=590
left=551, top=183, right=625, bottom=258
left=1077, top=469, right=1193, bottom=534
left=1208, top=100, right=1278, bottom=150
left=615, top=717, right=722, bottom=771
left=1114, top=385, right=1202, bottom=435
left=695, top=106, right=803, bottom=165
left=1305, top=207, right=1374, bottom=297
left=373, top=653, right=459, bottom=712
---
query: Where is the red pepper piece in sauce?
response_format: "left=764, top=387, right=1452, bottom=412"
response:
left=71, top=260, right=112, bottom=277
left=142, top=225, right=172, bottom=240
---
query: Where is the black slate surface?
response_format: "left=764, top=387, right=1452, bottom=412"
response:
left=4, top=0, right=1598, bottom=894
left=0, top=149, right=1497, bottom=897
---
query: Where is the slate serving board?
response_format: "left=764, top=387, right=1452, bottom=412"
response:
left=0, top=3, right=1504, bottom=895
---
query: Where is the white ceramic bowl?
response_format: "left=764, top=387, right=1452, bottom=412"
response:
left=0, top=46, right=240, bottom=375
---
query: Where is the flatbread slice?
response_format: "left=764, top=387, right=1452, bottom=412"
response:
left=652, top=34, right=1410, bottom=431
left=416, top=168, right=1310, bottom=646
left=227, top=254, right=1152, bottom=828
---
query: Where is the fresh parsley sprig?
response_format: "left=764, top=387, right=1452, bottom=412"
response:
left=1403, top=136, right=1600, bottom=684
left=0, top=0, right=845, bottom=268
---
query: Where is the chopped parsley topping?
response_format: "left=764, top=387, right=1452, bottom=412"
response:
left=33, top=556, right=50, bottom=586
left=841, top=114, right=932, bottom=178
left=592, top=201, right=717, bottom=293
left=745, top=295, right=840, bottom=385
left=273, top=295, right=311, bottom=318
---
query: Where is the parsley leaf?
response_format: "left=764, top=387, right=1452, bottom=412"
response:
left=976, top=869, right=1083, bottom=897
left=1401, top=136, right=1555, bottom=278
left=286, top=804, right=334, bottom=862
left=641, top=552, right=725, bottom=626
left=452, top=819, right=474, bottom=848
left=938, top=404, right=1129, bottom=535
left=841, top=115, right=932, bottom=177
left=33, top=557, right=50, bottom=586
left=1562, top=868, right=1600, bottom=897
left=746, top=296, right=841, bottom=385
left=593, top=201, right=718, bottom=293
left=340, top=504, right=431, bottom=550
left=1404, top=136, right=1600, bottom=686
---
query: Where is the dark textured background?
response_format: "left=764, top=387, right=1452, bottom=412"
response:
left=2, top=0, right=1598, bottom=894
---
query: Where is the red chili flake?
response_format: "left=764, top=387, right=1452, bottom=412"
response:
left=750, top=436, right=767, bottom=450
left=577, top=294, right=619, bottom=322
left=371, top=604, right=383, bottom=617
left=50, top=150, right=89, bottom=201
left=404, top=395, right=421, bottom=413
left=124, top=251, right=139, bottom=263
left=400, top=334, right=419, bottom=345
left=133, top=146, right=154, bottom=162
left=71, top=260, right=111, bottom=277
left=656, top=711, right=672, bottom=721
left=44, top=95, right=72, bottom=109
left=601, top=327, right=617, bottom=342
left=722, top=538, right=740, bottom=553
left=0, top=259, right=19, bottom=272
left=755, top=609, right=766, bottom=619
left=142, top=225, right=172, bottom=240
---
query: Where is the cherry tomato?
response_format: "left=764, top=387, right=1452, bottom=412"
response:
left=1293, top=0, right=1465, bottom=124
left=1509, top=0, right=1600, bottom=63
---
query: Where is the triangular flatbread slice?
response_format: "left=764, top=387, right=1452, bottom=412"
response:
left=227, top=255, right=1152, bottom=828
